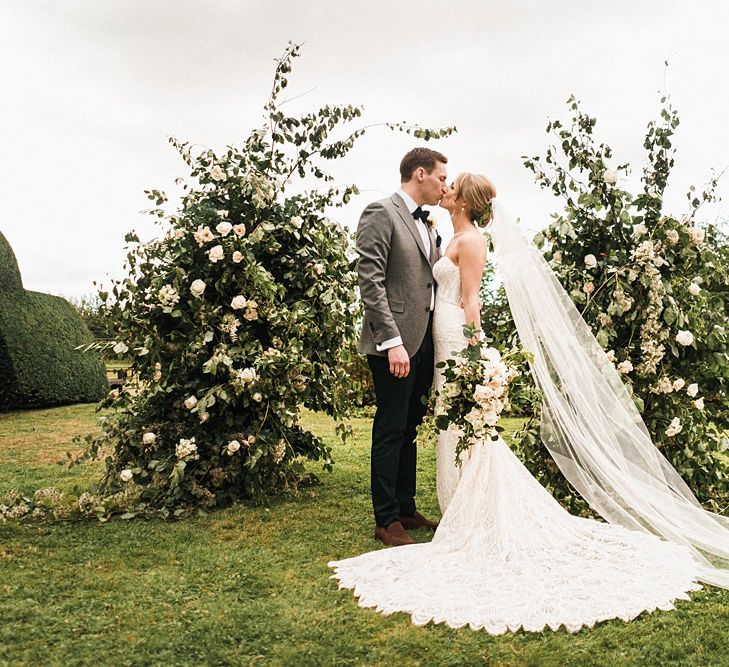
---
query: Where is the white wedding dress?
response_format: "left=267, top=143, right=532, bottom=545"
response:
left=328, top=255, right=703, bottom=634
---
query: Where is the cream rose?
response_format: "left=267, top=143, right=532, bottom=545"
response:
left=672, top=378, right=685, bottom=391
left=142, top=432, right=156, bottom=446
left=232, top=251, right=244, bottom=263
left=226, top=440, right=241, bottom=455
left=688, top=282, right=701, bottom=296
left=675, top=330, right=694, bottom=347
left=231, top=295, right=247, bottom=310
left=216, top=221, right=232, bottom=237
left=602, top=169, right=618, bottom=185
left=584, top=254, right=597, bottom=269
left=210, top=165, right=225, bottom=181
left=120, top=469, right=134, bottom=482
left=207, top=245, right=224, bottom=263
left=233, top=223, right=246, bottom=237
left=687, top=383, right=699, bottom=397
left=184, top=395, right=198, bottom=410
left=694, top=397, right=705, bottom=410
left=190, top=279, right=206, bottom=298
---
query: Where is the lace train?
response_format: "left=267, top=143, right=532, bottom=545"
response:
left=329, top=438, right=701, bottom=633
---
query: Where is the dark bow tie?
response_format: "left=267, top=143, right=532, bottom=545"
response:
left=411, top=207, right=429, bottom=224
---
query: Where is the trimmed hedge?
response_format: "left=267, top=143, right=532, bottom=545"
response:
left=0, top=231, right=108, bottom=411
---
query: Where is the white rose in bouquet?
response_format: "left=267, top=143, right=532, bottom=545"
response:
left=184, top=395, right=198, bottom=410
left=232, top=251, right=244, bottom=263
left=632, top=223, right=648, bottom=238
left=584, top=254, right=597, bottom=269
left=602, top=169, right=618, bottom=185
left=290, top=216, right=304, bottom=229
left=233, top=224, right=246, bottom=237
left=617, top=360, right=633, bottom=374
left=142, top=432, right=156, bottom=446
left=120, top=469, right=134, bottom=482
left=210, top=165, right=225, bottom=181
left=113, top=341, right=129, bottom=355
left=473, top=384, right=495, bottom=403
left=694, top=397, right=705, bottom=410
left=226, top=440, right=241, bottom=455
left=687, top=383, right=699, bottom=397
left=688, top=282, right=701, bottom=296
left=672, top=378, right=685, bottom=391
left=687, top=227, right=705, bottom=246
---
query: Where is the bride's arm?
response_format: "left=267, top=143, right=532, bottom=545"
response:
left=458, top=236, right=487, bottom=339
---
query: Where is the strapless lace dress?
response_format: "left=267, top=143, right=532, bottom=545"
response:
left=328, top=256, right=701, bottom=634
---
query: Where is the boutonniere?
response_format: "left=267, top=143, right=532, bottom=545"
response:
left=426, top=214, right=437, bottom=231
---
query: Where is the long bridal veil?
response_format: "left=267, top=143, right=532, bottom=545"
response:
left=489, top=201, right=729, bottom=589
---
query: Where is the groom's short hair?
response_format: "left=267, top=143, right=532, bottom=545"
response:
left=400, top=148, right=448, bottom=182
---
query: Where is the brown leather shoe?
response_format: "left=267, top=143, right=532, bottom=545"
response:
left=398, top=511, right=439, bottom=532
left=374, top=521, right=416, bottom=547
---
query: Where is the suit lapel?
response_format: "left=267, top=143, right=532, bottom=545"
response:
left=390, top=194, right=429, bottom=262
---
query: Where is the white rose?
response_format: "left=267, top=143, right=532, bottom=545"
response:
left=252, top=392, right=263, bottom=402
left=688, top=283, right=701, bottom=296
left=290, top=216, right=304, bottom=229
left=617, top=360, right=633, bottom=374
left=605, top=349, right=616, bottom=363
left=602, top=169, right=618, bottom=185
left=688, top=227, right=705, bottom=246
left=113, top=341, right=129, bottom=355
left=584, top=254, right=597, bottom=269
left=675, top=330, right=694, bottom=347
left=665, top=417, right=682, bottom=437
left=666, top=229, right=679, bottom=245
left=142, top=432, right=156, bottom=446
left=672, top=378, right=685, bottom=391
left=686, top=383, right=699, bottom=397
left=482, top=411, right=499, bottom=427
left=632, top=223, right=648, bottom=238
left=240, top=367, right=257, bottom=383
left=207, top=245, right=224, bottom=263
left=480, top=347, right=502, bottom=363
left=210, top=165, right=225, bottom=181
left=216, top=221, right=232, bottom=236
left=232, top=251, right=244, bottom=263
left=184, top=395, right=198, bottom=410
left=226, top=440, right=241, bottom=455
left=193, top=225, right=215, bottom=246
left=120, top=469, right=133, bottom=482
left=694, top=397, right=705, bottom=410
left=190, top=279, right=206, bottom=298
left=233, top=224, right=246, bottom=237
left=473, top=384, right=495, bottom=403
left=583, top=281, right=595, bottom=294
left=231, top=295, right=247, bottom=310
left=174, top=229, right=186, bottom=239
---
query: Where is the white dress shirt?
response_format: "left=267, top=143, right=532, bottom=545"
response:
left=376, top=189, right=435, bottom=353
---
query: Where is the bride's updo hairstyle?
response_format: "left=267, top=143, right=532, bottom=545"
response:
left=454, top=173, right=496, bottom=226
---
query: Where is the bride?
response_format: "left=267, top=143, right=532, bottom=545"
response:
left=329, top=172, right=729, bottom=634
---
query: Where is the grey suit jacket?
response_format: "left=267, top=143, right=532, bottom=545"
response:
left=356, top=193, right=441, bottom=357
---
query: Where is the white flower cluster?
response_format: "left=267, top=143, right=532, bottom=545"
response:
left=273, top=439, right=286, bottom=464
left=665, top=417, right=682, bottom=437
left=631, top=240, right=656, bottom=264
left=158, top=284, right=180, bottom=307
left=176, top=437, right=198, bottom=460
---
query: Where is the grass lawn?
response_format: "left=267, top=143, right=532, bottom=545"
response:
left=1, top=405, right=729, bottom=666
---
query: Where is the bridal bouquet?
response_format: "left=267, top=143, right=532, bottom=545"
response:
left=435, top=325, right=523, bottom=464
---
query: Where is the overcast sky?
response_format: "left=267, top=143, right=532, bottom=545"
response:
left=2, top=1, right=728, bottom=299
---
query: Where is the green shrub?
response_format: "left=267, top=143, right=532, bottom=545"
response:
left=0, top=232, right=108, bottom=411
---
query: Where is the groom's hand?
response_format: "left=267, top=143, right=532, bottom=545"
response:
left=388, top=345, right=410, bottom=378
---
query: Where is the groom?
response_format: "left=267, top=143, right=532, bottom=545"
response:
left=356, top=147, right=447, bottom=547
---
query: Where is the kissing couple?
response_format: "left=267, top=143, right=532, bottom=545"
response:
left=329, top=147, right=729, bottom=635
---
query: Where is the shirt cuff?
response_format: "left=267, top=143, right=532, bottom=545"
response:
left=375, top=336, right=403, bottom=352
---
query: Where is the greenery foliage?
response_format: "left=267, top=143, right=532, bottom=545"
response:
left=0, top=232, right=107, bottom=411
left=485, top=94, right=729, bottom=513
left=78, top=43, right=454, bottom=515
